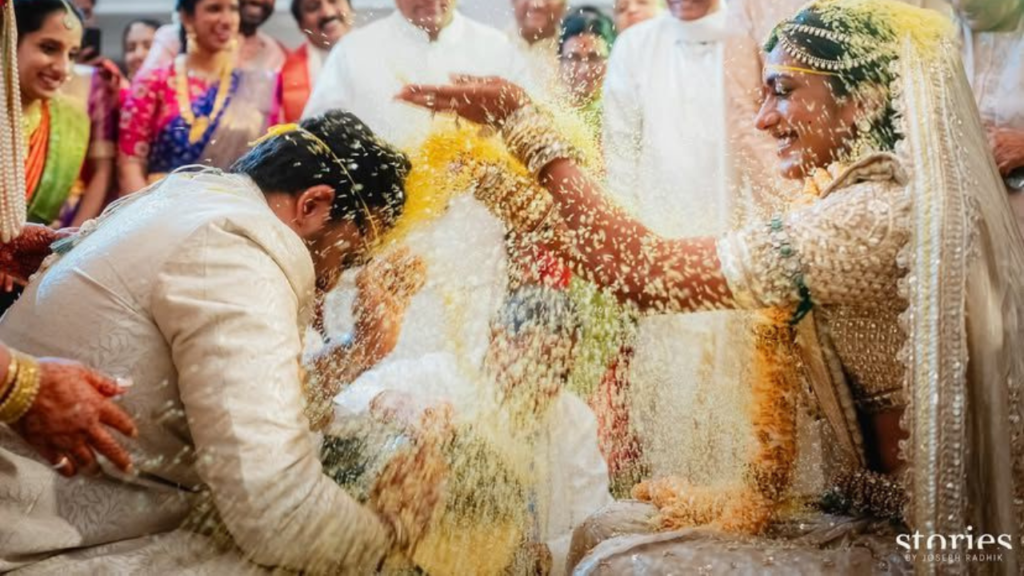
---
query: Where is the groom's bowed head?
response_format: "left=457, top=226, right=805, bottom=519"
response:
left=232, top=110, right=411, bottom=291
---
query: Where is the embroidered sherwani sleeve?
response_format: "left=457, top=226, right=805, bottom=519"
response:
left=715, top=180, right=910, bottom=309
left=150, top=221, right=391, bottom=573
left=602, top=42, right=643, bottom=208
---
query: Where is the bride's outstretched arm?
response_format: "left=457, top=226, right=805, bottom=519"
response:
left=397, top=78, right=735, bottom=314
left=536, top=158, right=736, bottom=313
left=398, top=77, right=904, bottom=317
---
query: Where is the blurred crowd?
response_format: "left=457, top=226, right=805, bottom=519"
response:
left=13, top=0, right=1023, bottom=234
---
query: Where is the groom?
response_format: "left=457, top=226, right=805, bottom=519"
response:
left=0, top=111, right=436, bottom=573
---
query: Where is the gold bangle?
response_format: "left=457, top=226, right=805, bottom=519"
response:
left=0, top=353, right=42, bottom=425
left=0, top=353, right=18, bottom=404
left=500, top=106, right=582, bottom=177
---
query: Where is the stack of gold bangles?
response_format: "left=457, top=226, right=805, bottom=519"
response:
left=500, top=105, right=582, bottom=178
left=471, top=162, right=557, bottom=236
left=0, top=350, right=42, bottom=425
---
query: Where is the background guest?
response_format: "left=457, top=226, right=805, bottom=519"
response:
left=558, top=6, right=614, bottom=137
left=953, top=0, right=1024, bottom=229
left=118, top=0, right=280, bottom=195
left=509, top=0, right=567, bottom=98
left=16, top=0, right=89, bottom=226
left=139, top=0, right=286, bottom=77
left=304, top=0, right=531, bottom=148
left=2, top=0, right=88, bottom=309
left=123, top=18, right=161, bottom=82
left=599, top=0, right=776, bottom=485
left=280, top=0, right=353, bottom=122
left=612, top=0, right=661, bottom=32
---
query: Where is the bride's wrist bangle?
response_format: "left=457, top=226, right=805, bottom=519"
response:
left=0, top=351, right=41, bottom=425
left=499, top=106, right=582, bottom=177
left=470, top=162, right=556, bottom=235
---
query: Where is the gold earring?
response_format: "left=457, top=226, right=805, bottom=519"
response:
left=855, top=115, right=872, bottom=134
left=185, top=27, right=198, bottom=54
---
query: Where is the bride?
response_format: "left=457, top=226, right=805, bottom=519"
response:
left=397, top=0, right=1024, bottom=572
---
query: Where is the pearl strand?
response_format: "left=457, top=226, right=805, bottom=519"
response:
left=0, top=0, right=27, bottom=243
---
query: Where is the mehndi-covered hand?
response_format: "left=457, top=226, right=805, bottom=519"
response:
left=395, top=75, right=530, bottom=128
left=0, top=225, right=75, bottom=282
left=14, top=359, right=137, bottom=477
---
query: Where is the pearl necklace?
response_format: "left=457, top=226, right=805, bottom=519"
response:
left=174, top=54, right=233, bottom=145
left=0, top=0, right=27, bottom=242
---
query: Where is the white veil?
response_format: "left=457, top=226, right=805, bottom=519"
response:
left=896, top=33, right=1024, bottom=574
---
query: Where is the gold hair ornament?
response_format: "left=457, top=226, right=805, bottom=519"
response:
left=58, top=0, right=78, bottom=30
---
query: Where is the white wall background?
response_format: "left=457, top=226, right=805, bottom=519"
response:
left=94, top=0, right=614, bottom=60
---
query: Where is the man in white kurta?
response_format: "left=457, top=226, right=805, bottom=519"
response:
left=601, top=0, right=773, bottom=480
left=954, top=0, right=1024, bottom=228
left=304, top=2, right=535, bottom=412
left=0, top=117, right=415, bottom=573
left=507, top=0, right=567, bottom=100
left=304, top=5, right=531, bottom=148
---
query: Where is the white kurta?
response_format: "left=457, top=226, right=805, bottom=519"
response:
left=601, top=6, right=769, bottom=480
left=0, top=172, right=390, bottom=574
left=335, top=352, right=612, bottom=576
left=304, top=11, right=532, bottom=149
left=960, top=16, right=1024, bottom=130
left=507, top=29, right=562, bottom=102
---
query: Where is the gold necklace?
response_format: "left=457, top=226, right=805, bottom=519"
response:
left=174, top=55, right=234, bottom=144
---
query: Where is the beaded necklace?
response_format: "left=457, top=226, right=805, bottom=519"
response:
left=0, top=0, right=27, bottom=242
left=174, top=55, right=234, bottom=145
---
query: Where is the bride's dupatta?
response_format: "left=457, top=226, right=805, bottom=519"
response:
left=198, top=69, right=277, bottom=170
left=898, top=35, right=1024, bottom=575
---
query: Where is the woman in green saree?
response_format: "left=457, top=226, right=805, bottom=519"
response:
left=16, top=0, right=88, bottom=227
left=1, top=0, right=87, bottom=306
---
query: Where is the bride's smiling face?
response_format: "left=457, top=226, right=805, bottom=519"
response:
left=755, top=47, right=861, bottom=180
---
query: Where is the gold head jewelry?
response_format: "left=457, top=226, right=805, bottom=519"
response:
left=771, top=0, right=955, bottom=72
left=57, top=0, right=79, bottom=30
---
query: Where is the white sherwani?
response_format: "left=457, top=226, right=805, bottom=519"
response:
left=0, top=171, right=390, bottom=574
left=601, top=5, right=771, bottom=480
